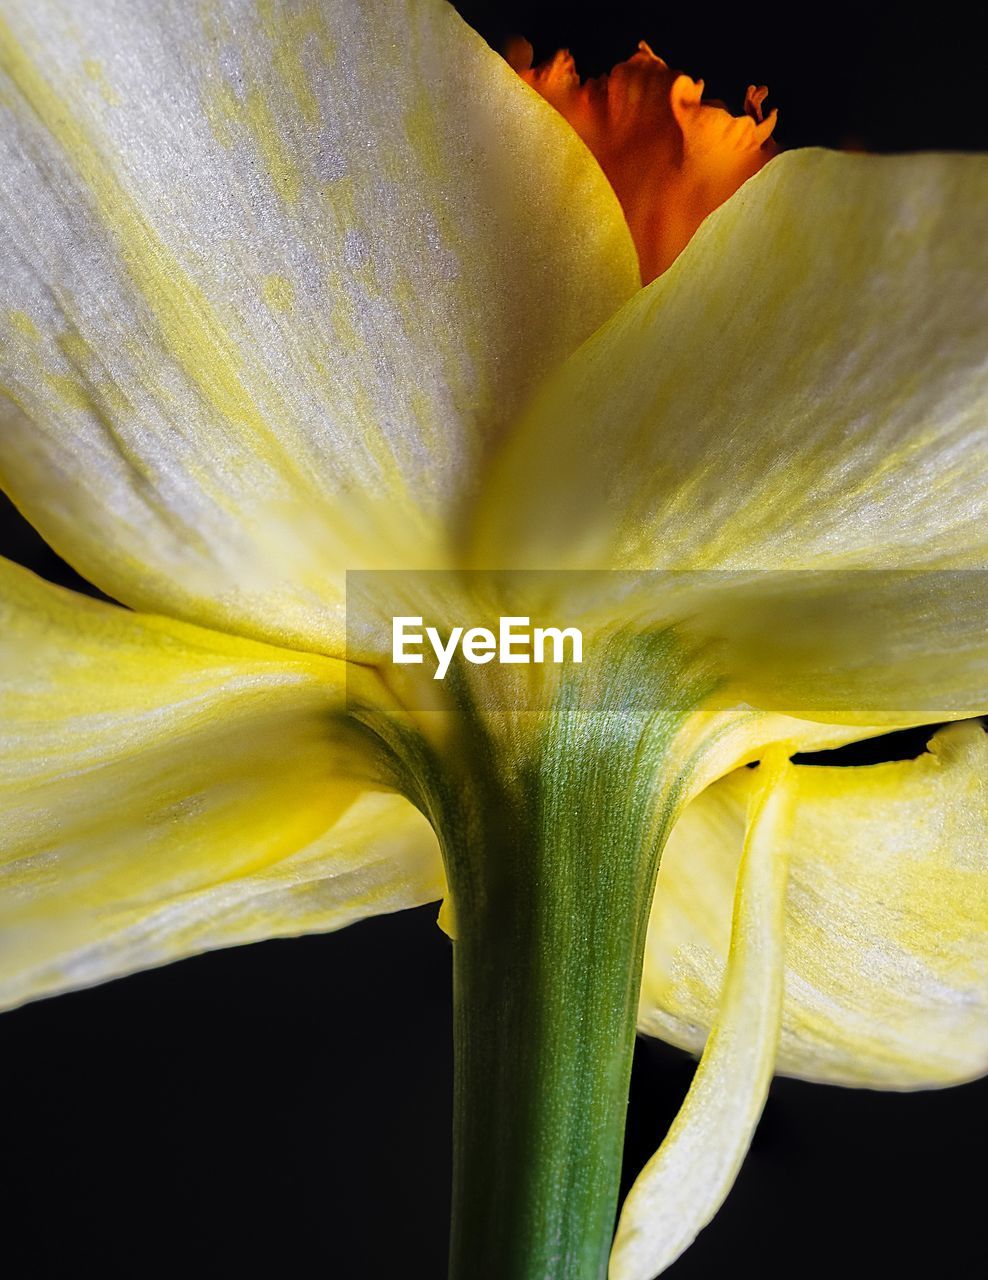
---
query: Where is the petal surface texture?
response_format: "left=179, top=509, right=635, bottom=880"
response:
left=640, top=722, right=988, bottom=1087
left=610, top=755, right=792, bottom=1279
left=0, top=559, right=443, bottom=1010
left=0, top=0, right=638, bottom=655
left=474, top=150, right=988, bottom=719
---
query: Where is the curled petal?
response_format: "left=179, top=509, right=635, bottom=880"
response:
left=611, top=753, right=793, bottom=1279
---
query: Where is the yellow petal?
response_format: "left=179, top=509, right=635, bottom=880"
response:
left=0, top=0, right=637, bottom=655
left=473, top=150, right=988, bottom=718
left=640, top=721, right=988, bottom=1087
left=610, top=753, right=793, bottom=1280
left=682, top=567, right=988, bottom=724
left=0, top=558, right=443, bottom=1009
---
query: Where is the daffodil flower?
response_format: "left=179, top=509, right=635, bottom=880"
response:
left=1, top=3, right=986, bottom=1278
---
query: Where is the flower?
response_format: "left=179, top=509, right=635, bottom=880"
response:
left=1, top=2, right=986, bottom=1278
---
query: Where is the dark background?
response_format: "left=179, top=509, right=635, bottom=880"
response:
left=2, top=2, right=986, bottom=1276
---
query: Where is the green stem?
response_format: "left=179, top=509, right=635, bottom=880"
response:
left=352, top=622, right=717, bottom=1279
left=414, top=638, right=712, bottom=1280
left=447, top=811, right=664, bottom=1280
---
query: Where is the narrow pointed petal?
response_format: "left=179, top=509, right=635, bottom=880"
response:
left=474, top=150, right=988, bottom=719
left=641, top=722, right=988, bottom=1087
left=610, top=754, right=793, bottom=1280
left=0, top=560, right=443, bottom=1009
left=0, top=0, right=637, bottom=654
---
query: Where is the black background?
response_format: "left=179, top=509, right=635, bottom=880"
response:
left=2, top=2, right=987, bottom=1276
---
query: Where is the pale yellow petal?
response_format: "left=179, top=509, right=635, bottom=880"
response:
left=0, top=558, right=443, bottom=1009
left=474, top=150, right=988, bottom=719
left=610, top=754, right=792, bottom=1280
left=682, top=567, right=988, bottom=724
left=0, top=0, right=637, bottom=655
left=641, top=721, right=988, bottom=1087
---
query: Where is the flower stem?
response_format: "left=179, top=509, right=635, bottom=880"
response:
left=447, top=827, right=660, bottom=1280
left=420, top=639, right=711, bottom=1280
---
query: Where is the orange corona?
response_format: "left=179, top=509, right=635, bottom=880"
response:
left=510, top=38, right=778, bottom=283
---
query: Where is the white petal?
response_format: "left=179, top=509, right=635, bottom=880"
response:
left=0, top=0, right=637, bottom=653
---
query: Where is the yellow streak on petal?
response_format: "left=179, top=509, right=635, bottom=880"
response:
left=82, top=57, right=120, bottom=107
left=202, top=78, right=302, bottom=203
left=56, top=331, right=93, bottom=364
left=0, top=19, right=303, bottom=483
left=203, top=79, right=240, bottom=148
left=262, top=273, right=295, bottom=313
left=44, top=373, right=94, bottom=410
left=243, top=88, right=302, bottom=204
left=7, top=310, right=39, bottom=340
left=257, top=0, right=335, bottom=127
